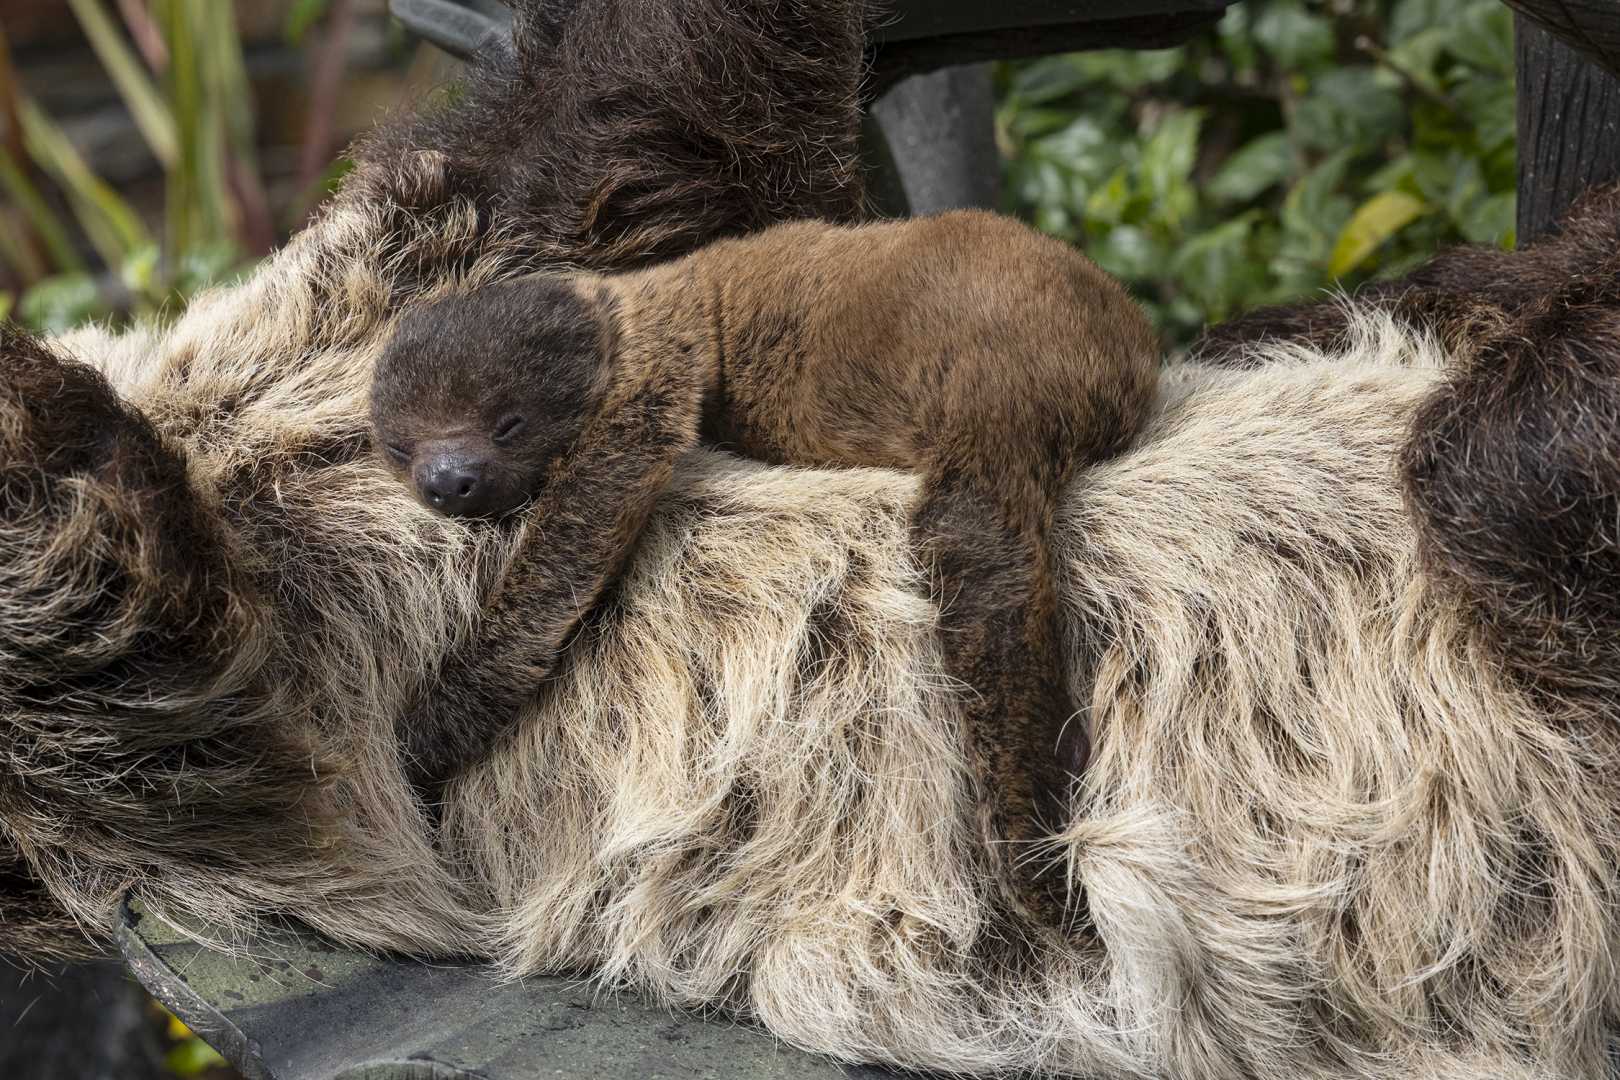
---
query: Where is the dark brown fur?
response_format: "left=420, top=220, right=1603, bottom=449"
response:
left=371, top=212, right=1162, bottom=921
left=354, top=0, right=866, bottom=276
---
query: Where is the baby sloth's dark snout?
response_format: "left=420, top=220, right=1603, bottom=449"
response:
left=414, top=440, right=499, bottom=517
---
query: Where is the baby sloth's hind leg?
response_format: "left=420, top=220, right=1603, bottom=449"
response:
left=913, top=399, right=1087, bottom=923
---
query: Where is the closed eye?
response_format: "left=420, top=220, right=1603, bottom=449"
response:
left=384, top=442, right=410, bottom=464
left=492, top=414, right=527, bottom=445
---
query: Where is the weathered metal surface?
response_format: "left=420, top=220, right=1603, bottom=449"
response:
left=118, top=899, right=907, bottom=1080
left=390, top=0, right=514, bottom=63
left=869, top=0, right=1229, bottom=42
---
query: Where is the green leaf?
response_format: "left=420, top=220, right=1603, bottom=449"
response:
left=1028, top=115, right=1119, bottom=184
left=1390, top=0, right=1448, bottom=42
left=1448, top=2, right=1514, bottom=75
left=119, top=243, right=161, bottom=298
left=1252, top=1, right=1335, bottom=70
left=1410, top=148, right=1459, bottom=204
left=1215, top=4, right=1258, bottom=79
left=1138, top=108, right=1203, bottom=226
left=1279, top=147, right=1356, bottom=269
left=17, top=272, right=105, bottom=333
left=1082, top=48, right=1184, bottom=91
left=1206, top=132, right=1296, bottom=203
left=0, top=292, right=13, bottom=322
left=164, top=1037, right=228, bottom=1078
left=1008, top=56, right=1092, bottom=105
left=1287, top=147, right=1355, bottom=224
left=1032, top=203, right=1074, bottom=240
left=1383, top=26, right=1450, bottom=91
left=0, top=147, right=85, bottom=273
left=1172, top=213, right=1262, bottom=320
left=204, top=1, right=259, bottom=156
left=1362, top=152, right=1417, bottom=195
left=1454, top=74, right=1517, bottom=153
left=1003, top=105, right=1083, bottom=140
left=1083, top=166, right=1133, bottom=226
left=284, top=0, right=332, bottom=45
left=158, top=0, right=234, bottom=261
left=1459, top=190, right=1516, bottom=247
left=1293, top=69, right=1405, bottom=153
left=1009, top=157, right=1067, bottom=214
left=1091, top=224, right=1171, bottom=281
left=1330, top=190, right=1429, bottom=277
left=18, top=98, right=153, bottom=268
left=1439, top=155, right=1487, bottom=223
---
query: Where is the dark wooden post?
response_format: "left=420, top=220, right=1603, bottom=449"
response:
left=1515, top=11, right=1620, bottom=241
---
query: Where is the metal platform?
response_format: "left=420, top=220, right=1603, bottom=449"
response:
left=118, top=899, right=905, bottom=1080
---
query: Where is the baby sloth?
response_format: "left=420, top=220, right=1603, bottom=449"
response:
left=372, top=210, right=1160, bottom=916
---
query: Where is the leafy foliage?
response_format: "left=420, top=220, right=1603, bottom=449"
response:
left=0, top=2, right=261, bottom=333
left=0, top=0, right=356, bottom=334
left=997, top=0, right=1517, bottom=346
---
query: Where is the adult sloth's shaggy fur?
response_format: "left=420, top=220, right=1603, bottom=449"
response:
left=4, top=2, right=1620, bottom=1077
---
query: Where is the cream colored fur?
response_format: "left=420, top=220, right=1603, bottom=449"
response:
left=30, top=185, right=1620, bottom=1078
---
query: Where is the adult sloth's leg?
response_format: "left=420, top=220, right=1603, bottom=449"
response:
left=1184, top=185, right=1620, bottom=717
left=0, top=827, right=92, bottom=965
left=1403, top=267, right=1620, bottom=717
left=0, top=0, right=873, bottom=964
left=0, top=331, right=479, bottom=960
left=0, top=330, right=315, bottom=946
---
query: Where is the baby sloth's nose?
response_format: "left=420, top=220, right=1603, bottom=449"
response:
left=416, top=453, right=490, bottom=517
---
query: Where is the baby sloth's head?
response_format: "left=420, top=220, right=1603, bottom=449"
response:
left=371, top=277, right=611, bottom=518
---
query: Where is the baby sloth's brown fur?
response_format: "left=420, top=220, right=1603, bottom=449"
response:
left=372, top=210, right=1161, bottom=917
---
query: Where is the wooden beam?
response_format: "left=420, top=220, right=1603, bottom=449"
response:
left=1515, top=14, right=1620, bottom=241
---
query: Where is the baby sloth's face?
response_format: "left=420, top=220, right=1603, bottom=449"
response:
left=370, top=276, right=610, bottom=518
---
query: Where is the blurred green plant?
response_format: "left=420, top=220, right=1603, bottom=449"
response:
left=0, top=0, right=356, bottom=334
left=0, top=2, right=255, bottom=332
left=160, top=1008, right=229, bottom=1077
left=997, top=0, right=1516, bottom=346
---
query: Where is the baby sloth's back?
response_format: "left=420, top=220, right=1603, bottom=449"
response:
left=664, top=210, right=1161, bottom=473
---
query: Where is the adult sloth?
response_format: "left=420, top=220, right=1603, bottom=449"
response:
left=3, top=1, right=1619, bottom=1077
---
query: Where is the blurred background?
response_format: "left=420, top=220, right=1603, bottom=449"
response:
left=0, top=0, right=1514, bottom=1076
left=0, top=0, right=456, bottom=336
